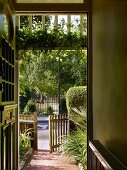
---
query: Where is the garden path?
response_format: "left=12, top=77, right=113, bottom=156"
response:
left=23, top=150, right=79, bottom=170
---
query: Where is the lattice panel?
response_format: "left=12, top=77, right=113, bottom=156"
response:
left=0, top=37, right=15, bottom=104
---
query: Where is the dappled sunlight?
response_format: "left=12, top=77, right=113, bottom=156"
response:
left=25, top=167, right=60, bottom=170
left=32, top=151, right=57, bottom=160
left=24, top=150, right=79, bottom=170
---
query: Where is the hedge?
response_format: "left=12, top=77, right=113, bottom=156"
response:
left=66, top=86, right=87, bottom=117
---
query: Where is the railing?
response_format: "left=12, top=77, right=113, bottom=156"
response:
left=15, top=14, right=87, bottom=52
left=16, top=14, right=86, bottom=34
left=49, top=113, right=69, bottom=152
left=19, top=113, right=36, bottom=120
left=19, top=112, right=38, bottom=150
left=89, top=140, right=127, bottom=170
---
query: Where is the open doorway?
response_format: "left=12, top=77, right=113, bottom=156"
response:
left=18, top=14, right=87, bottom=169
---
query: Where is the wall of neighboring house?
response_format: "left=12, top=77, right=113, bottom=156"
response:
left=92, top=0, right=127, bottom=166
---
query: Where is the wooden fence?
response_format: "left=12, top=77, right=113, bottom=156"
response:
left=19, top=112, right=38, bottom=150
left=49, top=113, right=69, bottom=152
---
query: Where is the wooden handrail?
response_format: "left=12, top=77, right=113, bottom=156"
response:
left=89, top=140, right=127, bottom=170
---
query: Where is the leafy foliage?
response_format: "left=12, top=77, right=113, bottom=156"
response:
left=16, top=27, right=87, bottom=50
left=16, top=15, right=87, bottom=50
left=23, top=100, right=36, bottom=114
left=62, top=129, right=87, bottom=170
left=19, top=129, right=32, bottom=161
left=60, top=97, right=67, bottom=113
left=44, top=106, right=54, bottom=115
left=62, top=89, right=87, bottom=169
left=70, top=107, right=87, bottom=132
left=18, top=15, right=87, bottom=113
left=19, top=87, right=31, bottom=113
left=66, top=86, right=87, bottom=118
left=19, top=50, right=87, bottom=99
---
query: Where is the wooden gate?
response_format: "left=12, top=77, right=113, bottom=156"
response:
left=49, top=113, right=69, bottom=152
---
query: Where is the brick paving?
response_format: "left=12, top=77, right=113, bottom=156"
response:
left=23, top=150, right=79, bottom=170
left=23, top=117, right=79, bottom=170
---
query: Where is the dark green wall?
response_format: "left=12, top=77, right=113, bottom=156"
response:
left=92, top=0, right=127, bottom=166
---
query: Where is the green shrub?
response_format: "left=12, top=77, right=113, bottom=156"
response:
left=60, top=97, right=67, bottom=114
left=62, top=128, right=87, bottom=170
left=62, top=108, right=87, bottom=169
left=37, top=110, right=44, bottom=116
left=19, top=129, right=32, bottom=161
left=19, top=88, right=31, bottom=113
left=66, top=86, right=87, bottom=119
left=63, top=86, right=87, bottom=169
left=23, top=100, right=36, bottom=114
left=70, top=107, right=87, bottom=132
left=45, top=106, right=54, bottom=115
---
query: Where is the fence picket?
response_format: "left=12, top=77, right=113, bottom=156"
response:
left=49, top=113, right=69, bottom=152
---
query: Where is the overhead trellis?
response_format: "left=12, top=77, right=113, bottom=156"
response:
left=16, top=27, right=87, bottom=50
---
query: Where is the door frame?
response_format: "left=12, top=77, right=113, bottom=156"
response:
left=14, top=0, right=93, bottom=168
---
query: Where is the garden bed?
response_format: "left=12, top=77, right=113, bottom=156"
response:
left=19, top=147, right=34, bottom=170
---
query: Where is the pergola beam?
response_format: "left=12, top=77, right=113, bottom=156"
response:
left=14, top=3, right=88, bottom=14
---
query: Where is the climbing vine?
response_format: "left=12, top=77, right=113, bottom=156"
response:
left=16, top=15, right=87, bottom=50
left=16, top=27, right=87, bottom=50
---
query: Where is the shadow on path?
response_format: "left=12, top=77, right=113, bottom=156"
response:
left=23, top=150, right=79, bottom=170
